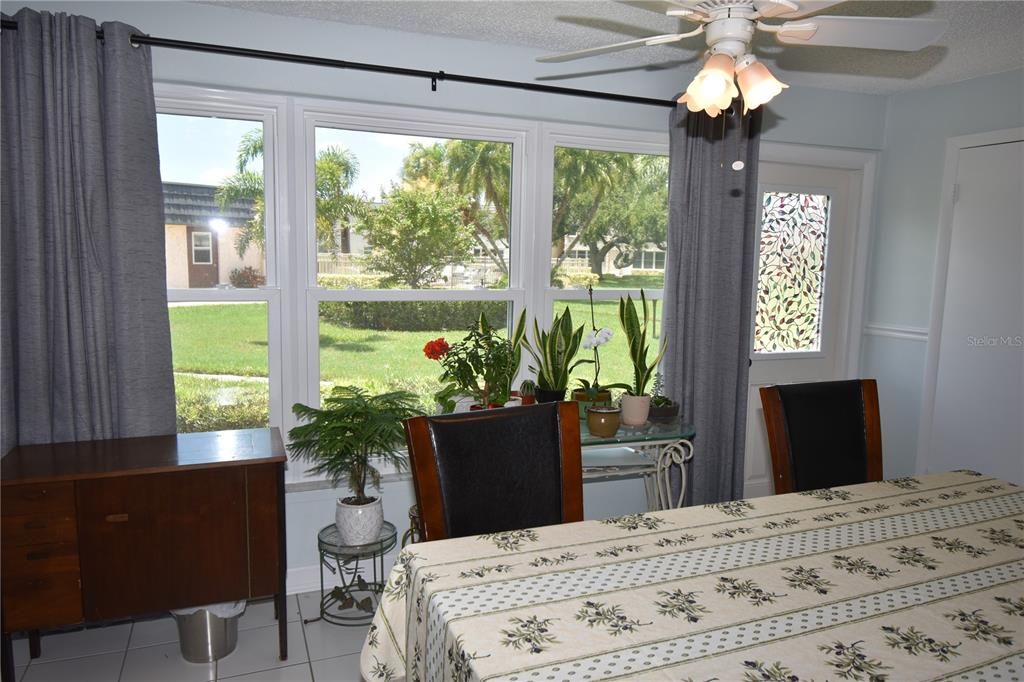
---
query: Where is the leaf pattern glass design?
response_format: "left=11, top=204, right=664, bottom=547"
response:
left=754, top=191, right=831, bottom=353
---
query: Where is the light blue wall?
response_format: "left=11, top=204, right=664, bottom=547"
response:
left=863, top=68, right=1024, bottom=476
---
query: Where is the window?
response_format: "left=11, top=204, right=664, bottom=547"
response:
left=550, top=146, right=669, bottom=290
left=191, top=232, right=213, bottom=264
left=308, top=118, right=523, bottom=411
left=754, top=191, right=831, bottom=353
left=156, top=99, right=280, bottom=434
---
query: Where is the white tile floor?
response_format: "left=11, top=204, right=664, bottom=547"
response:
left=10, top=593, right=366, bottom=682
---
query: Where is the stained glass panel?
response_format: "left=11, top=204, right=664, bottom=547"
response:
left=754, top=192, right=831, bottom=353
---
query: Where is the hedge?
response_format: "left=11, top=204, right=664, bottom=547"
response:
left=320, top=300, right=509, bottom=332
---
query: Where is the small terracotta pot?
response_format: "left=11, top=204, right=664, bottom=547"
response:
left=520, top=395, right=537, bottom=406
left=586, top=405, right=621, bottom=438
left=620, top=394, right=652, bottom=426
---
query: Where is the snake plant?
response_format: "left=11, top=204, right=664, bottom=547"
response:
left=521, top=306, right=590, bottom=391
left=619, top=290, right=667, bottom=396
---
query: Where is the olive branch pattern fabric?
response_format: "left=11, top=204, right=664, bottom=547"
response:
left=361, top=472, right=1024, bottom=682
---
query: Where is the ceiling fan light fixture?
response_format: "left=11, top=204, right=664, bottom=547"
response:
left=735, top=54, right=788, bottom=112
left=678, top=53, right=739, bottom=118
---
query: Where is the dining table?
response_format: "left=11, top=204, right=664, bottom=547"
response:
left=360, top=470, right=1024, bottom=681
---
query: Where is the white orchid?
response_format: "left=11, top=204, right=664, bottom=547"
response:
left=583, top=327, right=614, bottom=349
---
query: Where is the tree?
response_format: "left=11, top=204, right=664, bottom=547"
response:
left=216, top=131, right=361, bottom=257
left=357, top=185, right=475, bottom=289
left=402, top=140, right=511, bottom=276
left=550, top=149, right=668, bottom=277
left=550, top=148, right=634, bottom=274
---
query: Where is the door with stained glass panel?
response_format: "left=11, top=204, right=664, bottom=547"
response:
left=743, top=163, right=861, bottom=498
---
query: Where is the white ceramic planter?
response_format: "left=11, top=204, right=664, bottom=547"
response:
left=620, top=394, right=652, bottom=426
left=335, top=496, right=384, bottom=546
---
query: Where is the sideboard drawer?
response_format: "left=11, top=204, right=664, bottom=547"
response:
left=2, top=542, right=80, bottom=579
left=1, top=482, right=75, bottom=517
left=2, top=513, right=76, bottom=547
left=1, top=570, right=82, bottom=632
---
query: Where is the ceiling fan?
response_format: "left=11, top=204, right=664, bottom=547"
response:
left=537, top=0, right=949, bottom=116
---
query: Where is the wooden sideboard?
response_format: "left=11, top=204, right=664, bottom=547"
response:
left=0, top=428, right=288, bottom=682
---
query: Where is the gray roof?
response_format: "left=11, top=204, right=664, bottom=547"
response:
left=163, top=182, right=256, bottom=227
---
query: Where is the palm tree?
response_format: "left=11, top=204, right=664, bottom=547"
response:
left=216, top=131, right=362, bottom=257
left=550, top=148, right=634, bottom=273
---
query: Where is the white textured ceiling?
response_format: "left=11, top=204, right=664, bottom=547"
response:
left=208, top=1, right=1024, bottom=94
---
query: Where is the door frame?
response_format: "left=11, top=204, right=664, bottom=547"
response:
left=916, top=127, right=1024, bottom=474
left=758, top=142, right=879, bottom=379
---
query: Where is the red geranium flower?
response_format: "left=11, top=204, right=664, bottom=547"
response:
left=423, top=337, right=450, bottom=360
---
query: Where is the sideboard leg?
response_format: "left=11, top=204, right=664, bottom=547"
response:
left=277, top=463, right=288, bottom=660
left=1, top=631, right=14, bottom=682
left=28, top=631, right=40, bottom=659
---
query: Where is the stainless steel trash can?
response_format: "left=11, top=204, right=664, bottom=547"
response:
left=173, top=608, right=240, bottom=663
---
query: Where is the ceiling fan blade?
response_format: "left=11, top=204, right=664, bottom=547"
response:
left=755, top=1, right=847, bottom=19
left=536, top=32, right=692, bottom=63
left=773, top=16, right=949, bottom=51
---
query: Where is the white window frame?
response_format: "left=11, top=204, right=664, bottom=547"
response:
left=190, top=231, right=213, bottom=265
left=155, top=84, right=290, bottom=438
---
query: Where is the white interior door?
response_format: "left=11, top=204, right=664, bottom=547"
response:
left=743, top=163, right=861, bottom=498
left=922, top=139, right=1024, bottom=483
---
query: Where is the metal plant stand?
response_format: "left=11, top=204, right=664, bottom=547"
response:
left=305, top=521, right=397, bottom=627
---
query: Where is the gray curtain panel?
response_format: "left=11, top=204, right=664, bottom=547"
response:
left=662, top=105, right=762, bottom=504
left=1, top=8, right=176, bottom=454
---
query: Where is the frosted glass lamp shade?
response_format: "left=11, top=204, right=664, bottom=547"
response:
left=677, top=53, right=738, bottom=118
left=736, top=59, right=788, bottom=112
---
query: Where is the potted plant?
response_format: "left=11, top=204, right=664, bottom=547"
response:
left=619, top=289, right=667, bottom=425
left=521, top=306, right=588, bottom=403
left=518, top=379, right=537, bottom=406
left=288, top=386, right=421, bottom=545
left=647, top=372, right=680, bottom=424
left=425, top=312, right=526, bottom=413
left=572, top=285, right=630, bottom=418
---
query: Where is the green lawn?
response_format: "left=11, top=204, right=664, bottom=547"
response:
left=168, top=290, right=666, bottom=415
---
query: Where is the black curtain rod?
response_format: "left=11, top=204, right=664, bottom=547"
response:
left=0, top=18, right=677, bottom=109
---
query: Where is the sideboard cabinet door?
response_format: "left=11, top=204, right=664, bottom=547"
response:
left=76, top=468, right=249, bottom=620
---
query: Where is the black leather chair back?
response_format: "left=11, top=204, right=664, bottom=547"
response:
left=776, top=380, right=869, bottom=491
left=405, top=402, right=583, bottom=541
left=760, top=379, right=883, bottom=494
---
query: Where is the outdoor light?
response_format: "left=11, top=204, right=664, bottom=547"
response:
left=735, top=54, right=788, bottom=113
left=677, top=52, right=738, bottom=118
left=209, top=218, right=228, bottom=233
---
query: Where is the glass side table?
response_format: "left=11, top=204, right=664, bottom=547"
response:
left=304, top=521, right=397, bottom=627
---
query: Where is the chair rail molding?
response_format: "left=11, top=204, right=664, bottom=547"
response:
left=863, top=322, right=929, bottom=342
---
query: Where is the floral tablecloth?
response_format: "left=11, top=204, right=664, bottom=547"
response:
left=360, top=471, right=1024, bottom=681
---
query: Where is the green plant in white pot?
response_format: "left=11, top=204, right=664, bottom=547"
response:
left=288, top=386, right=421, bottom=545
left=619, top=290, right=667, bottom=426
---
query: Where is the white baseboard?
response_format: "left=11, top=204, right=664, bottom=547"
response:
left=286, top=565, right=323, bottom=596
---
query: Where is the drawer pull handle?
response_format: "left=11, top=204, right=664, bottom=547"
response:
left=26, top=550, right=49, bottom=561
left=23, top=520, right=47, bottom=530
left=105, top=513, right=130, bottom=523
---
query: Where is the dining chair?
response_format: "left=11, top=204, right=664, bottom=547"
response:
left=759, top=379, right=883, bottom=494
left=403, top=401, right=583, bottom=542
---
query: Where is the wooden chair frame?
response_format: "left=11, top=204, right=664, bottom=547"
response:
left=403, top=401, right=583, bottom=542
left=759, top=379, right=883, bottom=494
